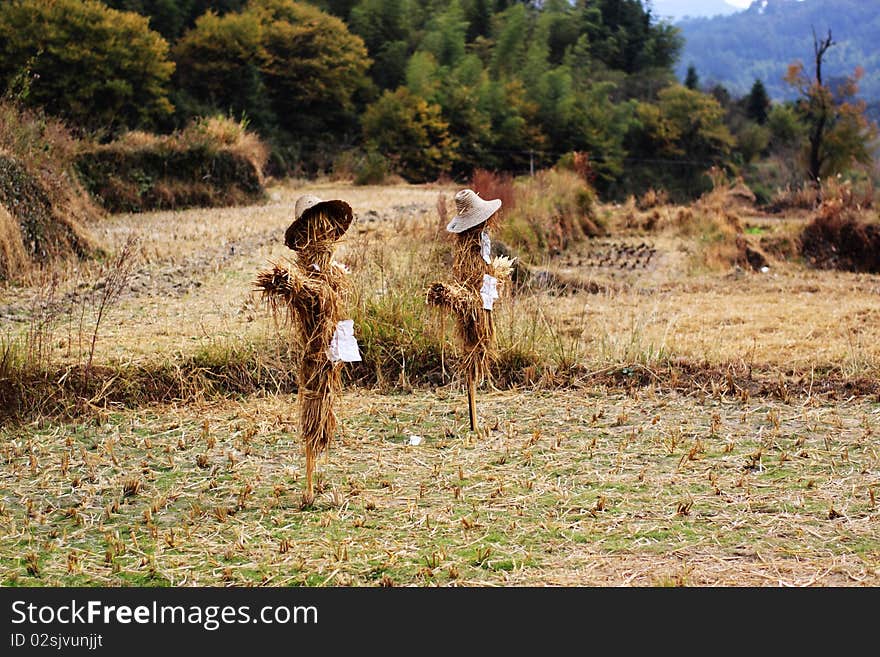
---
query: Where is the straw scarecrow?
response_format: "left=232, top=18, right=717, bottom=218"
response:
left=255, top=195, right=361, bottom=506
left=426, top=189, right=513, bottom=432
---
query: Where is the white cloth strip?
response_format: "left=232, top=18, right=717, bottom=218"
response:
left=480, top=274, right=499, bottom=311
left=328, top=319, right=362, bottom=362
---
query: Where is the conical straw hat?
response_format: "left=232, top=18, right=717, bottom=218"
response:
left=445, top=189, right=502, bottom=234
left=285, top=195, right=353, bottom=251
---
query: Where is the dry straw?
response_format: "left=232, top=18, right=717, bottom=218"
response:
left=427, top=190, right=510, bottom=431
left=255, top=197, right=353, bottom=505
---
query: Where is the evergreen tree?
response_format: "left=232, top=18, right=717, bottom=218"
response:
left=541, top=0, right=578, bottom=66
left=745, top=78, right=770, bottom=124
left=480, top=78, right=545, bottom=172
left=362, top=86, right=457, bottom=181
left=490, top=4, right=528, bottom=78
left=464, top=0, right=492, bottom=42
left=420, top=0, right=468, bottom=68
left=103, top=0, right=249, bottom=41
left=405, top=51, right=441, bottom=99
left=586, top=0, right=681, bottom=74
left=709, top=83, right=731, bottom=109
left=350, top=0, right=412, bottom=90
left=684, top=65, right=699, bottom=90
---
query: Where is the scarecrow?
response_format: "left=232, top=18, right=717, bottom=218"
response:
left=426, top=189, right=513, bottom=432
left=255, top=195, right=361, bottom=506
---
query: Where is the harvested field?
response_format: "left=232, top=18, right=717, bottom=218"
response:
left=2, top=180, right=879, bottom=586
left=2, top=183, right=879, bottom=379
left=1, top=389, right=878, bottom=586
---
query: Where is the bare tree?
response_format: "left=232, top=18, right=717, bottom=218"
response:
left=785, top=27, right=876, bottom=192
left=807, top=28, right=835, bottom=185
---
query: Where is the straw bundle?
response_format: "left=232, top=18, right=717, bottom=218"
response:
left=427, top=215, right=509, bottom=431
left=452, top=213, right=501, bottom=283
left=254, top=203, right=352, bottom=505
left=426, top=280, right=492, bottom=382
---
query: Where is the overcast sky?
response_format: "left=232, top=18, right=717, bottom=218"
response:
left=653, top=1, right=815, bottom=23
left=649, top=0, right=754, bottom=22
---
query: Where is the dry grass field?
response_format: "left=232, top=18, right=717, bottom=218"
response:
left=2, top=179, right=879, bottom=586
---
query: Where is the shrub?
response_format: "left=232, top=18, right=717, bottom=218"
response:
left=498, top=168, right=602, bottom=259
left=801, top=203, right=880, bottom=273
left=768, top=183, right=820, bottom=211
left=637, top=188, right=669, bottom=210
left=470, top=169, right=515, bottom=212
left=353, top=150, right=391, bottom=186
left=362, top=87, right=457, bottom=183
left=676, top=205, right=742, bottom=270
left=678, top=184, right=771, bottom=272
left=330, top=150, right=359, bottom=181
left=0, top=0, right=174, bottom=131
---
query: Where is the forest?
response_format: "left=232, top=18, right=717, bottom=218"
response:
left=677, top=0, right=880, bottom=101
left=0, top=0, right=876, bottom=201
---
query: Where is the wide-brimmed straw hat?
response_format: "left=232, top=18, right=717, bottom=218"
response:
left=446, top=189, right=502, bottom=234
left=284, top=195, right=353, bottom=250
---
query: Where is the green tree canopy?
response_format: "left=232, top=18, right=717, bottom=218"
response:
left=0, top=0, right=175, bottom=132
left=419, top=0, right=468, bottom=69
left=349, top=0, right=413, bottom=90
left=745, top=78, right=770, bottom=125
left=584, top=0, right=681, bottom=74
left=490, top=4, right=528, bottom=79
left=362, top=86, right=457, bottom=182
left=767, top=103, right=804, bottom=150
left=105, top=2, right=252, bottom=40
left=174, top=0, right=371, bottom=153
left=638, top=85, right=734, bottom=161
left=625, top=84, right=734, bottom=197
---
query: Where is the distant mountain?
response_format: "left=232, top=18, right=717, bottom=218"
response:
left=676, top=0, right=880, bottom=102
left=650, top=0, right=740, bottom=22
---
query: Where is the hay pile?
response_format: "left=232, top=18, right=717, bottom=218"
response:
left=76, top=117, right=268, bottom=213
left=0, top=103, right=101, bottom=281
left=497, top=169, right=600, bottom=257
left=801, top=203, right=880, bottom=273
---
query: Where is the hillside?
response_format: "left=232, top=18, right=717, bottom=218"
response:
left=677, top=0, right=880, bottom=101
